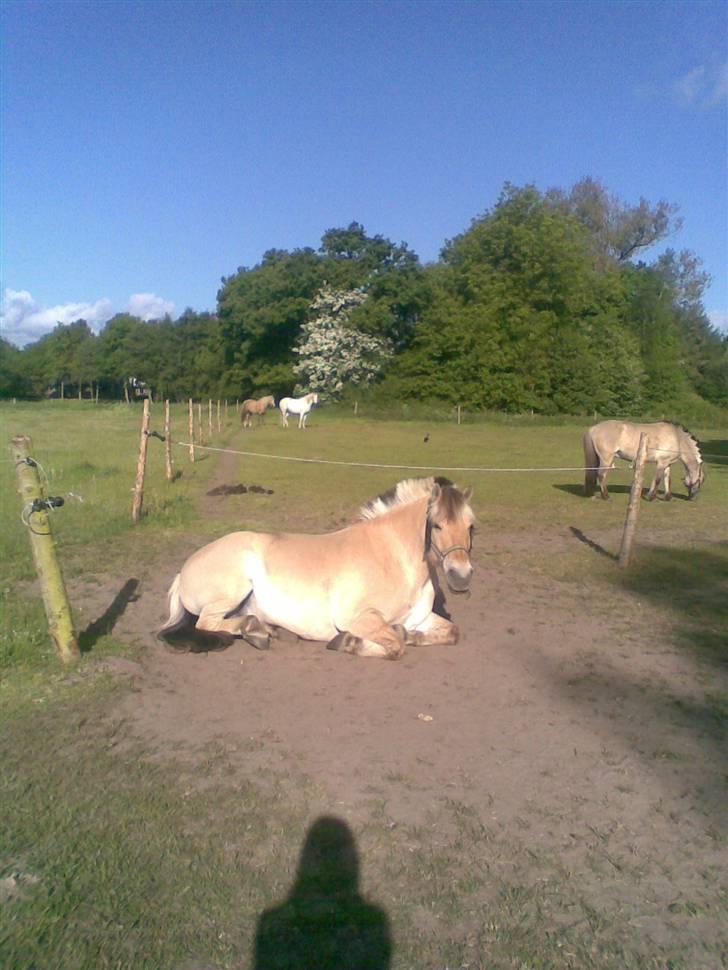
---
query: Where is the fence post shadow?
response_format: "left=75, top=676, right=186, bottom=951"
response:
left=253, top=815, right=392, bottom=969
left=78, top=578, right=140, bottom=652
left=569, top=526, right=616, bottom=561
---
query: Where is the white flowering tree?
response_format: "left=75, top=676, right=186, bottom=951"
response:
left=292, top=286, right=393, bottom=397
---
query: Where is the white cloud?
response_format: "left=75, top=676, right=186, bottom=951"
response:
left=125, top=292, right=175, bottom=321
left=673, top=62, right=728, bottom=109
left=708, top=310, right=728, bottom=334
left=1, top=288, right=177, bottom=347
left=1, top=289, right=115, bottom=347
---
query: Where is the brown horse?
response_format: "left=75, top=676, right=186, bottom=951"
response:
left=241, top=395, right=276, bottom=428
left=584, top=420, right=705, bottom=500
left=158, top=477, right=475, bottom=660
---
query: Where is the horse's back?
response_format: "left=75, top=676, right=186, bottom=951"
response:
left=589, top=419, right=682, bottom=461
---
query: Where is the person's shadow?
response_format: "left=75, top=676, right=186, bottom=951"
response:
left=253, top=816, right=392, bottom=970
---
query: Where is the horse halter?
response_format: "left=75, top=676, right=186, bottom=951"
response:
left=429, top=538, right=471, bottom=563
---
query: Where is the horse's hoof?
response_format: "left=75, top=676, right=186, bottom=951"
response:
left=246, top=632, right=270, bottom=651
left=326, top=632, right=358, bottom=653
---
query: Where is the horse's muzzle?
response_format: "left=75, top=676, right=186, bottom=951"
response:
left=445, top=565, right=473, bottom=593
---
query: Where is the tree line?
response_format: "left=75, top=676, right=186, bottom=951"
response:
left=2, top=179, right=726, bottom=414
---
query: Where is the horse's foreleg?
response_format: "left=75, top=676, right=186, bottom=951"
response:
left=326, top=609, right=405, bottom=660
left=645, top=467, right=663, bottom=501
left=404, top=611, right=459, bottom=647
left=662, top=464, right=672, bottom=500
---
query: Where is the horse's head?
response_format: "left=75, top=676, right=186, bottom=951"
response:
left=685, top=462, right=705, bottom=500
left=426, top=478, right=475, bottom=592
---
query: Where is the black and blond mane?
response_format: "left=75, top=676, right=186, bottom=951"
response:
left=360, top=476, right=465, bottom=521
left=669, top=422, right=703, bottom=464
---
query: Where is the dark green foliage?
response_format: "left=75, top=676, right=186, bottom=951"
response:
left=0, top=338, right=30, bottom=397
left=393, top=185, right=646, bottom=413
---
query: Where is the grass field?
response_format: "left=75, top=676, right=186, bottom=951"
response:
left=1, top=399, right=726, bottom=969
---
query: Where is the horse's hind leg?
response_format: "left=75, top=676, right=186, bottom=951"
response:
left=597, top=458, right=611, bottom=500
left=326, top=610, right=405, bottom=660
left=240, top=614, right=272, bottom=651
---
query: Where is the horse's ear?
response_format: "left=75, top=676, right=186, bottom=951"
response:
left=429, top=482, right=441, bottom=503
left=462, top=486, right=473, bottom=501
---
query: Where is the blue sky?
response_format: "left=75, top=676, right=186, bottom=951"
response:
left=1, top=0, right=726, bottom=347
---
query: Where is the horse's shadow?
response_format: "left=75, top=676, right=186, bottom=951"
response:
left=553, top=483, right=691, bottom=502
left=701, top=440, right=728, bottom=466
left=79, top=578, right=140, bottom=652
left=553, top=483, right=631, bottom=498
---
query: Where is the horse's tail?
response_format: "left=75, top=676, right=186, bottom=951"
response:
left=583, top=428, right=599, bottom=497
left=157, top=573, right=190, bottom=638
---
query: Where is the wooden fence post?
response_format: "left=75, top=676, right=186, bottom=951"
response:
left=197, top=402, right=203, bottom=443
left=224, top=399, right=228, bottom=425
left=354, top=400, right=358, bottom=416
left=618, top=432, right=648, bottom=569
left=164, top=400, right=173, bottom=481
left=188, top=399, right=195, bottom=462
left=457, top=405, right=462, bottom=425
left=131, top=398, right=151, bottom=523
left=217, top=400, right=221, bottom=433
left=11, top=435, right=80, bottom=663
left=208, top=399, right=213, bottom=437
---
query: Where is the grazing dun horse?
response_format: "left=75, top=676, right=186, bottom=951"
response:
left=279, top=392, right=319, bottom=429
left=241, top=395, right=276, bottom=429
left=158, top=477, right=475, bottom=659
left=584, top=420, right=705, bottom=501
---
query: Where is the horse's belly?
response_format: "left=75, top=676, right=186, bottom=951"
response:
left=252, top=573, right=337, bottom=641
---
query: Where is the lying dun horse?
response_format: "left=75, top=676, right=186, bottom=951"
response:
left=158, top=477, right=475, bottom=659
left=241, top=395, right=275, bottom=429
left=279, top=392, right=318, bottom=429
left=584, top=420, right=704, bottom=501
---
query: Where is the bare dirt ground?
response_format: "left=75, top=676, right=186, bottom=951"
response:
left=70, top=439, right=728, bottom=966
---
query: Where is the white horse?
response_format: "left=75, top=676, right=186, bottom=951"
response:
left=279, top=392, right=319, bottom=429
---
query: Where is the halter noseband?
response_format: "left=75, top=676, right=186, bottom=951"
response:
left=430, top=540, right=471, bottom=563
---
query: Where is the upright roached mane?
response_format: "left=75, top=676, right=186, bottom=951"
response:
left=583, top=420, right=705, bottom=501
left=158, top=476, right=475, bottom=660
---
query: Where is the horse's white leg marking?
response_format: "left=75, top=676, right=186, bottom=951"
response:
left=663, top=464, right=672, bottom=500
left=406, top=611, right=459, bottom=647
left=327, top=609, right=405, bottom=660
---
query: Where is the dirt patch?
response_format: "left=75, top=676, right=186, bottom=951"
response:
left=66, top=436, right=727, bottom=965
left=206, top=483, right=274, bottom=496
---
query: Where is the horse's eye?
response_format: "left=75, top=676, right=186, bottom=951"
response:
left=432, top=523, right=442, bottom=531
